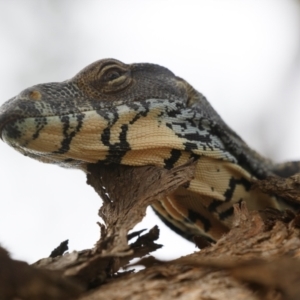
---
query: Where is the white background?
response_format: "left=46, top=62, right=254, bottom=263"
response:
left=0, top=0, right=300, bottom=263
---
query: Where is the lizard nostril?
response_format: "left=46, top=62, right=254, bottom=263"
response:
left=28, top=90, right=42, bottom=101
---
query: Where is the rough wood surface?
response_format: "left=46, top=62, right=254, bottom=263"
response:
left=80, top=202, right=300, bottom=300
left=2, top=164, right=300, bottom=300
left=0, top=246, right=83, bottom=300
left=253, top=173, right=300, bottom=203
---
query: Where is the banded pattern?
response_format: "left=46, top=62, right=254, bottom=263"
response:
left=0, top=58, right=299, bottom=242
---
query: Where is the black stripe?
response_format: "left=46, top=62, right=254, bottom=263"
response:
left=190, top=152, right=200, bottom=161
left=219, top=206, right=234, bottom=220
left=96, top=106, right=119, bottom=125
left=101, top=127, right=110, bottom=146
left=208, top=199, right=223, bottom=212
left=188, top=210, right=211, bottom=232
left=55, top=113, right=84, bottom=154
left=164, top=149, right=182, bottom=169
left=208, top=177, right=252, bottom=212
left=32, top=117, right=47, bottom=140
left=152, top=206, right=195, bottom=241
left=223, top=177, right=251, bottom=201
left=151, top=205, right=215, bottom=243
left=101, top=124, right=130, bottom=164
left=223, top=177, right=236, bottom=201
left=127, top=102, right=150, bottom=125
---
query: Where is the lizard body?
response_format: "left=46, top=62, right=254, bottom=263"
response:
left=0, top=58, right=299, bottom=242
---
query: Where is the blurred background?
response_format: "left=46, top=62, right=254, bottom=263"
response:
left=0, top=0, right=300, bottom=263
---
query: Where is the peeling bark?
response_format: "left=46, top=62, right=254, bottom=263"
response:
left=80, top=202, right=300, bottom=300
left=2, top=165, right=300, bottom=300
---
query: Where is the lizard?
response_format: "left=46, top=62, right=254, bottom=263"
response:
left=0, top=58, right=300, bottom=242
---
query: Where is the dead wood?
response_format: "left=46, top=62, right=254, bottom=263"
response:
left=79, top=202, right=300, bottom=300
left=0, top=160, right=194, bottom=299
left=253, top=173, right=300, bottom=203
left=2, top=165, right=300, bottom=300
left=0, top=246, right=83, bottom=300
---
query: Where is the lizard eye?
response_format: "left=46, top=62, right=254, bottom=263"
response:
left=97, top=66, right=132, bottom=94
left=103, top=69, right=121, bottom=82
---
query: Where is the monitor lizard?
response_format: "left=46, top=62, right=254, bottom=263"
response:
left=0, top=58, right=299, bottom=242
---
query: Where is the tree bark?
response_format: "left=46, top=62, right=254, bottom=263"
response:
left=1, top=162, right=300, bottom=300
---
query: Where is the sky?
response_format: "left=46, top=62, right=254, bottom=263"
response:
left=0, top=0, right=300, bottom=263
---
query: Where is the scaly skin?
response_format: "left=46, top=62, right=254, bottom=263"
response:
left=0, top=58, right=299, bottom=241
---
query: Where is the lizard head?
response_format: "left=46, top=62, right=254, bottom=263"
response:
left=0, top=58, right=202, bottom=168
